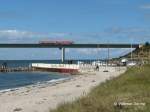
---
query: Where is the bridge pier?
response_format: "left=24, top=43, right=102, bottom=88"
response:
left=61, top=48, right=65, bottom=63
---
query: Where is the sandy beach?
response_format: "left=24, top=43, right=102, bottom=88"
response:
left=0, top=67, right=126, bottom=112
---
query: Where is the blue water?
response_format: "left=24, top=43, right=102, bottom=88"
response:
left=0, top=60, right=96, bottom=91
left=0, top=71, right=68, bottom=91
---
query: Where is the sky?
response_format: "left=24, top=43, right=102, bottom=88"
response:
left=0, top=0, right=149, bottom=60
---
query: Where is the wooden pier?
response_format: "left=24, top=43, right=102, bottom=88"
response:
left=0, top=67, right=34, bottom=72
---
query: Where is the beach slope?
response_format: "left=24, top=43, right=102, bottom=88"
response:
left=0, top=67, right=126, bottom=112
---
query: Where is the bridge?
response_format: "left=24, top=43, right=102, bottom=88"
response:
left=0, top=43, right=140, bottom=62
left=0, top=43, right=139, bottom=48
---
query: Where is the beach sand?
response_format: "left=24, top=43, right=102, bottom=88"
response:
left=0, top=67, right=126, bottom=112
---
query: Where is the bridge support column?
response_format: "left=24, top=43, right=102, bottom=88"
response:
left=61, top=48, right=65, bottom=63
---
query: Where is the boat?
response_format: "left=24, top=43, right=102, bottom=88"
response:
left=31, top=63, right=79, bottom=73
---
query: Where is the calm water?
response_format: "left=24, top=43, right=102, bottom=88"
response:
left=0, top=60, right=97, bottom=91
left=0, top=71, right=68, bottom=91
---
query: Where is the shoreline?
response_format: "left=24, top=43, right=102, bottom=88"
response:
left=0, top=67, right=126, bottom=112
left=0, top=71, right=71, bottom=94
left=0, top=76, right=72, bottom=94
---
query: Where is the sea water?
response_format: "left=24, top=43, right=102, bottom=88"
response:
left=0, top=60, right=98, bottom=91
left=0, top=71, right=69, bottom=91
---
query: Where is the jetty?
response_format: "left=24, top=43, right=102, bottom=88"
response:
left=0, top=67, right=33, bottom=72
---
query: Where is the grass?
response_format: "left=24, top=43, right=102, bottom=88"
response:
left=120, top=44, right=150, bottom=61
left=50, top=65, right=150, bottom=112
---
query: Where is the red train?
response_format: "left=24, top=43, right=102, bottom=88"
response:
left=39, top=40, right=74, bottom=45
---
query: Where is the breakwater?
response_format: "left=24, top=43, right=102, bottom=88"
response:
left=0, top=67, right=33, bottom=72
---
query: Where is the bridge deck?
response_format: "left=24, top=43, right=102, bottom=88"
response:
left=0, top=44, right=140, bottom=48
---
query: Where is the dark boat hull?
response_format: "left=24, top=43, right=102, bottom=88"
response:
left=32, top=67, right=78, bottom=73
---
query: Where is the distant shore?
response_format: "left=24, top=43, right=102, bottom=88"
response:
left=0, top=67, right=126, bottom=112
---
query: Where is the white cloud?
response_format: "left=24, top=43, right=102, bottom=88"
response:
left=0, top=30, right=44, bottom=42
left=0, top=30, right=57, bottom=43
left=0, top=30, right=35, bottom=38
left=0, top=30, right=101, bottom=43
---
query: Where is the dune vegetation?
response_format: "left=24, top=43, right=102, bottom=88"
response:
left=50, top=64, right=150, bottom=112
left=120, top=42, right=150, bottom=61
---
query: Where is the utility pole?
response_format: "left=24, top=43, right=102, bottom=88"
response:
left=97, top=44, right=100, bottom=62
left=108, top=44, right=110, bottom=66
left=61, top=47, right=65, bottom=63
left=131, top=43, right=133, bottom=62
left=103, top=43, right=109, bottom=72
